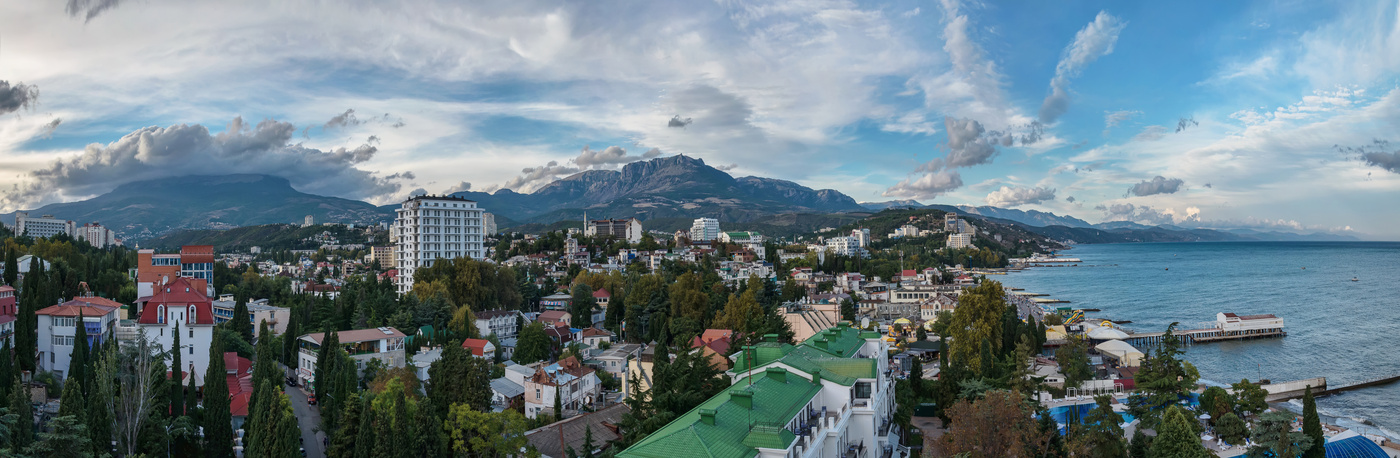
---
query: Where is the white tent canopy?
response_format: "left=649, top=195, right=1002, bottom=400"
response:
left=1095, top=340, right=1145, bottom=367
left=1087, top=327, right=1131, bottom=340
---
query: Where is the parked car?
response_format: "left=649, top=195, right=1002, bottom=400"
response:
left=307, top=394, right=317, bottom=405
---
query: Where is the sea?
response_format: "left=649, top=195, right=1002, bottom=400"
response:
left=999, top=241, right=1400, bottom=439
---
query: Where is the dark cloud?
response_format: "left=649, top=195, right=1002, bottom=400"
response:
left=1203, top=183, right=1212, bottom=188
left=1362, top=151, right=1400, bottom=173
left=642, top=148, right=662, bottom=159
left=0, top=81, right=40, bottom=116
left=408, top=188, right=427, bottom=197
left=574, top=145, right=664, bottom=169
left=444, top=181, right=472, bottom=194
left=384, top=171, right=415, bottom=180
left=668, top=115, right=693, bottom=128
left=1065, top=196, right=1076, bottom=203
left=1039, top=86, right=1071, bottom=124
left=323, top=109, right=365, bottom=129
left=1175, top=116, right=1198, bottom=133
left=985, top=186, right=1056, bottom=207
left=367, top=135, right=381, bottom=144
left=943, top=117, right=998, bottom=168
left=1339, top=140, right=1400, bottom=174
left=714, top=164, right=738, bottom=171
left=1, top=116, right=400, bottom=210
left=1128, top=176, right=1184, bottom=196
left=40, top=118, right=62, bottom=138
left=65, top=0, right=125, bottom=22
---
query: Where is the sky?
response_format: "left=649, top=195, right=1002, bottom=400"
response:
left=2, top=0, right=1400, bottom=238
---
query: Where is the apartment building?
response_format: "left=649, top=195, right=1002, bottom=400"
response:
left=136, top=277, right=217, bottom=386
left=14, top=213, right=75, bottom=239
left=36, top=296, right=123, bottom=380
left=211, top=298, right=290, bottom=337
left=75, top=222, right=119, bottom=248
left=946, top=233, right=974, bottom=249
left=295, top=327, right=407, bottom=387
left=523, top=356, right=602, bottom=419
left=474, top=309, right=526, bottom=339
left=135, top=245, right=214, bottom=298
left=392, top=195, right=486, bottom=294
left=619, top=325, right=896, bottom=458
left=585, top=218, right=644, bottom=244
left=689, top=218, right=721, bottom=242
left=366, top=246, right=396, bottom=270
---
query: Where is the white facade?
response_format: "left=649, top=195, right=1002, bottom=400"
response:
left=36, top=303, right=122, bottom=381
left=393, top=196, right=486, bottom=294
left=825, top=236, right=857, bottom=257
left=689, top=217, right=720, bottom=242
left=946, top=233, right=974, bottom=249
left=75, top=223, right=118, bottom=248
left=483, top=212, right=498, bottom=235
left=850, top=229, right=871, bottom=248
left=15, top=213, right=75, bottom=239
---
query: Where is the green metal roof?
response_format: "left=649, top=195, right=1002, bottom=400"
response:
left=799, top=326, right=867, bottom=358
left=618, top=369, right=821, bottom=458
left=730, top=342, right=796, bottom=373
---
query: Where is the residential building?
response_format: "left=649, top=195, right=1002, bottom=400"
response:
left=946, top=233, right=974, bottom=249
left=474, top=309, right=526, bottom=339
left=689, top=218, right=720, bottom=242
left=541, top=292, right=572, bottom=310
left=483, top=212, right=498, bottom=235
left=295, top=327, right=407, bottom=387
left=462, top=338, right=496, bottom=358
left=0, top=286, right=14, bottom=347
left=367, top=246, right=396, bottom=270
left=718, top=231, right=764, bottom=244
left=618, top=325, right=896, bottom=458
left=944, top=213, right=959, bottom=232
left=523, top=356, right=602, bottom=419
left=491, top=376, right=526, bottom=410
left=890, top=286, right=940, bottom=304
left=14, top=212, right=74, bottom=239
left=411, top=346, right=443, bottom=383
left=824, top=236, right=858, bottom=257
left=592, top=289, right=610, bottom=309
left=210, top=298, right=290, bottom=337
left=782, top=302, right=841, bottom=342
left=689, top=329, right=734, bottom=371
left=304, top=215, right=315, bottom=227
left=525, top=404, right=632, bottom=458
left=538, top=310, right=572, bottom=327
left=919, top=295, right=957, bottom=321
left=578, top=328, right=612, bottom=349
left=850, top=228, right=871, bottom=248
left=594, top=343, right=642, bottom=379
left=585, top=218, right=644, bottom=244
left=223, top=352, right=255, bottom=429
left=36, top=296, right=123, bottom=380
left=392, top=195, right=486, bottom=295
left=75, top=222, right=119, bottom=248
left=136, top=277, right=217, bottom=386
left=135, top=245, right=214, bottom=299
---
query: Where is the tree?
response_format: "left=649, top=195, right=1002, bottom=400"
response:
left=2, top=246, right=16, bottom=287
left=171, top=320, right=184, bottom=417
left=667, top=273, right=706, bottom=325
left=114, top=330, right=163, bottom=456
left=58, top=379, right=86, bottom=425
left=0, top=340, right=12, bottom=402
left=710, top=288, right=764, bottom=340
left=1128, top=430, right=1151, bottom=458
left=915, top=324, right=927, bottom=342
left=9, top=377, right=32, bottom=450
left=1301, top=386, right=1325, bottom=458
left=1198, top=386, right=1234, bottom=422
left=443, top=405, right=534, bottom=458
left=203, top=338, right=233, bottom=458
left=1247, top=410, right=1312, bottom=458
left=1054, top=336, right=1092, bottom=390
left=570, top=283, right=597, bottom=328
left=1216, top=412, right=1248, bottom=446
left=249, top=381, right=301, bottom=458
left=1148, top=406, right=1213, bottom=458
left=25, top=415, right=92, bottom=458
left=427, top=344, right=493, bottom=417
left=839, top=296, right=855, bottom=322
left=230, top=299, right=254, bottom=344
left=515, top=322, right=552, bottom=365
left=935, top=390, right=1050, bottom=456
left=328, top=392, right=363, bottom=457
left=947, top=281, right=1008, bottom=375
left=70, top=311, right=91, bottom=401
left=1232, top=379, right=1269, bottom=418
left=1129, top=323, right=1200, bottom=430
left=87, top=339, right=115, bottom=457
left=1072, top=395, right=1127, bottom=458
left=16, top=257, right=44, bottom=372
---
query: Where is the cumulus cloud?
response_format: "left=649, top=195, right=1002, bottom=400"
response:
left=497, top=160, right=581, bottom=193
left=0, top=81, right=41, bottom=116
left=0, top=116, right=402, bottom=210
left=40, top=118, right=63, bottom=138
left=1128, top=176, right=1185, bottom=196
left=444, top=181, right=472, bottom=194
left=1096, top=202, right=1199, bottom=225
left=642, top=148, right=662, bottom=159
left=985, top=186, right=1056, bottom=207
left=1039, top=11, right=1126, bottom=123
left=1175, top=116, right=1198, bottom=133
left=667, top=115, right=693, bottom=128
left=882, top=169, right=963, bottom=200
left=943, top=117, right=998, bottom=168
left=384, top=171, right=415, bottom=180
left=65, top=0, right=126, bottom=22
left=715, top=164, right=739, bottom=171
left=574, top=145, right=665, bottom=169
left=323, top=109, right=365, bottom=129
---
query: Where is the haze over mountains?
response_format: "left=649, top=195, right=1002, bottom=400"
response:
left=1, top=156, right=1358, bottom=243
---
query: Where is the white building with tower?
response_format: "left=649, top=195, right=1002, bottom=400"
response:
left=392, top=195, right=486, bottom=294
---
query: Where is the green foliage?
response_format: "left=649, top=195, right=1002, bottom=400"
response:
left=9, top=377, right=32, bottom=450
left=171, top=321, right=185, bottom=417
left=427, top=344, right=494, bottom=417
left=199, top=337, right=232, bottom=457
left=839, top=296, right=855, bottom=322
left=2, top=245, right=16, bottom=286
left=410, top=257, right=523, bottom=312
left=26, top=415, right=92, bottom=458
left=70, top=310, right=90, bottom=401
left=1128, top=323, right=1200, bottom=430
left=1148, top=407, right=1213, bottom=458
left=1231, top=379, right=1269, bottom=418
left=1199, top=386, right=1234, bottom=422
left=230, top=299, right=255, bottom=344
left=1247, top=410, right=1313, bottom=458
left=1054, top=336, right=1093, bottom=390
left=948, top=281, right=1008, bottom=376
left=1301, top=386, right=1325, bottom=458
left=443, top=404, right=535, bottom=457
left=1073, top=396, right=1127, bottom=458
left=248, top=381, right=302, bottom=458
left=1216, top=412, right=1249, bottom=446
left=515, top=322, right=553, bottom=365
left=214, top=327, right=255, bottom=359
left=615, top=339, right=726, bottom=450
left=1128, top=429, right=1151, bottom=458
left=570, top=283, right=597, bottom=328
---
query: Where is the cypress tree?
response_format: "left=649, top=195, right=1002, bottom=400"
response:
left=87, top=346, right=114, bottom=457
left=171, top=320, right=184, bottom=417
left=328, top=392, right=362, bottom=457
left=353, top=394, right=377, bottom=458
left=2, top=246, right=16, bottom=286
left=57, top=379, right=85, bottom=423
left=1302, top=385, right=1325, bottom=458
left=15, top=257, right=42, bottom=372
left=0, top=340, right=12, bottom=401
left=232, top=299, right=253, bottom=344
left=202, top=338, right=233, bottom=458
left=186, top=371, right=198, bottom=417
left=70, top=310, right=89, bottom=399
left=10, top=376, right=32, bottom=449
left=247, top=320, right=280, bottom=441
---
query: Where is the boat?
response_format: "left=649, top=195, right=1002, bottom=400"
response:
left=1351, top=277, right=1359, bottom=282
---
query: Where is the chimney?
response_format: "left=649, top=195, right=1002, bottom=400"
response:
left=763, top=334, right=778, bottom=343
left=765, top=366, right=787, bottom=383
left=699, top=408, right=716, bottom=425
left=813, top=338, right=828, bottom=350
left=811, top=369, right=822, bottom=385
left=730, top=389, right=753, bottom=409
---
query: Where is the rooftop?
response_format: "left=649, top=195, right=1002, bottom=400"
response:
left=300, top=327, right=407, bottom=345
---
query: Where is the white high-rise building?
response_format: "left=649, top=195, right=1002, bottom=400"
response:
left=15, top=213, right=75, bottom=239
left=75, top=223, right=118, bottom=248
left=689, top=217, right=720, bottom=242
left=850, top=228, right=871, bottom=247
left=947, top=233, right=974, bottom=249
left=393, top=195, right=486, bottom=294
left=825, top=236, right=858, bottom=256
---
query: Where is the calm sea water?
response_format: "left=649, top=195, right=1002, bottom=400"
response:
left=1001, top=242, right=1400, bottom=438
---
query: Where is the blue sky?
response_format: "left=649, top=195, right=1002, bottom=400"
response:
left=1, top=0, right=1399, bottom=238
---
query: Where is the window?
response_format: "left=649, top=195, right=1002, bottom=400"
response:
left=157, top=306, right=165, bottom=324
left=189, top=346, right=194, bottom=355
left=855, top=381, right=872, bottom=399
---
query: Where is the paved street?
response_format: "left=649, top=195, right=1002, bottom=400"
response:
left=283, top=366, right=325, bottom=458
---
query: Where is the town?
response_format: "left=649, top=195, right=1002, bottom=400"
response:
left=0, top=196, right=1376, bottom=458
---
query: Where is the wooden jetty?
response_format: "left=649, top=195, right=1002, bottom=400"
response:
left=1124, top=313, right=1286, bottom=345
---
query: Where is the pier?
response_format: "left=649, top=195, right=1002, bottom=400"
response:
left=1123, top=313, right=1286, bottom=345
left=1265, top=374, right=1400, bottom=401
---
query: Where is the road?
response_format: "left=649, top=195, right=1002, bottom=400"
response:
left=284, top=366, right=326, bottom=458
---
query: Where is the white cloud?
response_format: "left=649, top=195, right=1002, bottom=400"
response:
left=1039, top=11, right=1126, bottom=123
left=985, top=185, right=1056, bottom=207
left=882, top=169, right=963, bottom=200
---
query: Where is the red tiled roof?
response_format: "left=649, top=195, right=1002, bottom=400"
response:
left=224, top=352, right=252, bottom=376
left=138, top=277, right=214, bottom=325
left=580, top=328, right=611, bottom=338
left=462, top=338, right=492, bottom=357
left=230, top=391, right=252, bottom=417
left=901, top=270, right=916, bottom=277
left=0, top=286, right=13, bottom=293
left=71, top=296, right=124, bottom=308
left=538, top=311, right=570, bottom=324
left=592, top=289, right=611, bottom=299
left=36, top=299, right=120, bottom=318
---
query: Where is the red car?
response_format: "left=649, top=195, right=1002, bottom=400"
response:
left=307, top=395, right=317, bottom=405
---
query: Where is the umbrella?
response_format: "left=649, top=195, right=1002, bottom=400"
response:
left=1198, top=413, right=1211, bottom=420
left=1087, top=327, right=1130, bottom=340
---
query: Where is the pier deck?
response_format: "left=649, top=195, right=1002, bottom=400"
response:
left=1125, top=328, right=1285, bottom=345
